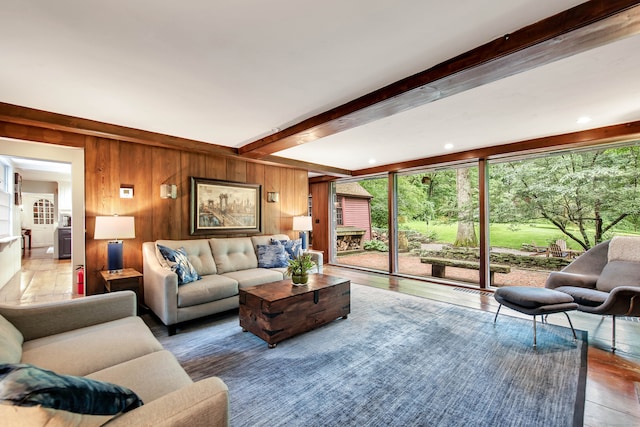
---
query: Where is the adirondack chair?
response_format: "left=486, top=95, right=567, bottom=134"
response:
left=546, top=242, right=569, bottom=258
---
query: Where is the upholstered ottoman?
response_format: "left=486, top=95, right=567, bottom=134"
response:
left=494, top=286, right=578, bottom=347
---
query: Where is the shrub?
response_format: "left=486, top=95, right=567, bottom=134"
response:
left=363, top=240, right=389, bottom=252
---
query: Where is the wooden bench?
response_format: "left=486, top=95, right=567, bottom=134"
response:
left=419, top=257, right=511, bottom=285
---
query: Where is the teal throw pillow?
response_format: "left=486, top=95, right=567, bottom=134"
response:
left=257, top=244, right=289, bottom=268
left=157, top=244, right=201, bottom=285
left=0, top=363, right=143, bottom=415
left=271, top=239, right=302, bottom=260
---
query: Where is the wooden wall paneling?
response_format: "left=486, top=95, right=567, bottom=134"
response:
left=310, top=181, right=330, bottom=260
left=263, top=165, right=280, bottom=235
left=152, top=147, right=183, bottom=240
left=226, top=157, right=247, bottom=183
left=247, top=162, right=266, bottom=233
left=180, top=152, right=207, bottom=238
left=280, top=168, right=297, bottom=238
left=118, top=142, right=152, bottom=274
left=205, top=154, right=227, bottom=180
left=84, top=137, right=121, bottom=295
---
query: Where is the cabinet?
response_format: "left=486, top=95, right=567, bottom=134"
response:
left=57, top=227, right=71, bottom=259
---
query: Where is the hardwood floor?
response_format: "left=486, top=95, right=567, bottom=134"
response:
left=323, top=265, right=640, bottom=427
left=2, top=252, right=639, bottom=426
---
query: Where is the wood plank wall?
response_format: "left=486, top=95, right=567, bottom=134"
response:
left=85, top=138, right=308, bottom=295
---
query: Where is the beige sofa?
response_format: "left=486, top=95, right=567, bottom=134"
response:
left=142, top=234, right=323, bottom=335
left=0, top=291, right=229, bottom=426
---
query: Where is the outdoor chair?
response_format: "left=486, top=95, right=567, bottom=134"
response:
left=545, top=237, right=640, bottom=351
left=546, top=243, right=569, bottom=258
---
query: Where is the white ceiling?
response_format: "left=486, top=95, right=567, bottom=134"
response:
left=2, top=0, right=638, bottom=172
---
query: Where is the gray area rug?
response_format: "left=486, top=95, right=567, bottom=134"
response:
left=153, top=284, right=587, bottom=427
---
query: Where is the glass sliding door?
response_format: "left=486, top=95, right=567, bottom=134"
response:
left=487, top=143, right=640, bottom=288
left=334, top=176, right=389, bottom=272
left=396, top=165, right=480, bottom=286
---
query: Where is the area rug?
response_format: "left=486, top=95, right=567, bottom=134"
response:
left=155, top=284, right=587, bottom=427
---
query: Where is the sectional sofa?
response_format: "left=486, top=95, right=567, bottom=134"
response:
left=142, top=234, right=323, bottom=335
left=0, top=291, right=229, bottom=426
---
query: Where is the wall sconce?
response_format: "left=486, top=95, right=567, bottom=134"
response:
left=160, top=184, right=177, bottom=199
left=267, top=192, right=279, bottom=203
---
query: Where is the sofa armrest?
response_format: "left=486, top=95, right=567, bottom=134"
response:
left=545, top=271, right=599, bottom=290
left=107, top=377, right=229, bottom=427
left=142, top=242, right=179, bottom=327
left=0, top=291, right=136, bottom=341
left=304, top=250, right=323, bottom=274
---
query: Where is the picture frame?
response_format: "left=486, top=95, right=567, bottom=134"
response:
left=190, top=177, right=261, bottom=235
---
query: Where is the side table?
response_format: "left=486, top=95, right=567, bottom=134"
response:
left=99, top=268, right=145, bottom=313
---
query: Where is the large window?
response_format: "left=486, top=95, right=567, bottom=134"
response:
left=487, top=144, right=640, bottom=287
left=334, top=177, right=388, bottom=272
left=396, top=166, right=480, bottom=285
left=329, top=141, right=640, bottom=289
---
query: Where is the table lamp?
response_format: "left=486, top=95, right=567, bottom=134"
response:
left=94, top=215, right=136, bottom=273
left=292, top=216, right=313, bottom=250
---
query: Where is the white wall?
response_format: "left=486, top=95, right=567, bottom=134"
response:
left=0, top=138, right=85, bottom=288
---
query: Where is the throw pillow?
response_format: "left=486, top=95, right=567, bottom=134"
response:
left=0, top=363, right=142, bottom=425
left=157, top=244, right=201, bottom=285
left=257, top=244, right=289, bottom=268
left=271, top=239, right=303, bottom=260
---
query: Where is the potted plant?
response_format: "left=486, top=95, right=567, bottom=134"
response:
left=286, top=253, right=315, bottom=285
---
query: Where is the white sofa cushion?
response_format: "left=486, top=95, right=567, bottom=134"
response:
left=222, top=268, right=285, bottom=288
left=0, top=314, right=23, bottom=364
left=87, top=350, right=193, bottom=405
left=177, top=275, right=239, bottom=308
left=209, top=237, right=258, bottom=273
left=156, top=239, right=217, bottom=276
left=21, top=317, right=163, bottom=377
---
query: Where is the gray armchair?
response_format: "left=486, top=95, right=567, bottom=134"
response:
left=545, top=238, right=640, bottom=351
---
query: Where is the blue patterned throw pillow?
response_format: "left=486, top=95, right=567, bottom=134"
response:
left=271, top=239, right=303, bottom=260
left=157, top=244, right=201, bottom=285
left=257, top=244, right=289, bottom=268
left=0, top=363, right=143, bottom=415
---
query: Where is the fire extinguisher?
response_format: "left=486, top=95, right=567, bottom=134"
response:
left=76, top=265, right=84, bottom=295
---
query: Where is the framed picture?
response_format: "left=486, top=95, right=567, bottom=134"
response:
left=190, top=177, right=261, bottom=235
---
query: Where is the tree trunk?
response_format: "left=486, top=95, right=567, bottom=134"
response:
left=454, top=168, right=478, bottom=247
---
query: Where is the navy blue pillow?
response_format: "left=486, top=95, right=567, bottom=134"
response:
left=0, top=363, right=142, bottom=415
left=157, top=244, right=201, bottom=285
left=257, top=244, right=289, bottom=268
left=271, top=239, right=302, bottom=260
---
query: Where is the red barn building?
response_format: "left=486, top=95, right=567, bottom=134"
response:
left=335, top=182, right=372, bottom=252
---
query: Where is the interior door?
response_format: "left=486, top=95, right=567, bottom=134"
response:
left=22, top=193, right=55, bottom=248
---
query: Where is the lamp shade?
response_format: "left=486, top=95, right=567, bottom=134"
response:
left=292, top=216, right=313, bottom=231
left=94, top=216, right=136, bottom=240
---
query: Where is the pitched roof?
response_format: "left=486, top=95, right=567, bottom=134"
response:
left=336, top=182, right=373, bottom=198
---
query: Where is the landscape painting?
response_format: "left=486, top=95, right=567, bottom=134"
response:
left=190, top=177, right=261, bottom=235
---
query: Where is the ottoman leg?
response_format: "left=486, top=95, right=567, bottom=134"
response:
left=533, top=315, right=537, bottom=348
left=494, top=304, right=502, bottom=323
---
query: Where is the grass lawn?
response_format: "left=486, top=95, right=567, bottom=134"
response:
left=400, top=221, right=639, bottom=250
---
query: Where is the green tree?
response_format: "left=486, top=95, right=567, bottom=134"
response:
left=359, top=177, right=388, bottom=228
left=454, top=167, right=478, bottom=247
left=490, top=146, right=640, bottom=249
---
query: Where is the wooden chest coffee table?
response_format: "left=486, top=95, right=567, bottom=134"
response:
left=239, top=274, right=350, bottom=348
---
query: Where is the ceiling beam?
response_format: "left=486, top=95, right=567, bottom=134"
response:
left=0, top=102, right=238, bottom=157
left=351, top=120, right=640, bottom=176
left=238, top=0, right=640, bottom=160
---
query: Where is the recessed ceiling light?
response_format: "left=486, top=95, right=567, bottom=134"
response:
left=576, top=116, right=591, bottom=124
left=444, top=143, right=454, bottom=150
left=368, top=158, right=376, bottom=165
